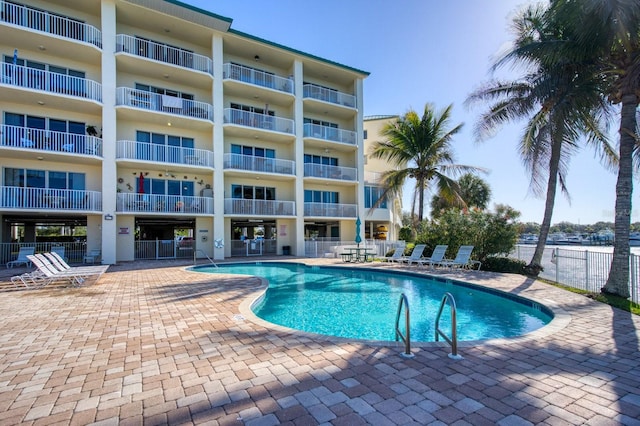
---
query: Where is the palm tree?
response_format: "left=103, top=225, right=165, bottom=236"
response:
left=466, top=3, right=615, bottom=276
left=430, top=173, right=492, bottom=218
left=369, top=104, right=483, bottom=223
left=550, top=0, right=640, bottom=298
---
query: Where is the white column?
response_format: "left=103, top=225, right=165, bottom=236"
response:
left=292, top=60, right=305, bottom=256
left=212, top=34, right=225, bottom=260
left=100, top=0, right=117, bottom=264
left=355, top=78, right=365, bottom=231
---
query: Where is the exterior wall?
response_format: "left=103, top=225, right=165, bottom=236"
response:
left=363, top=116, right=404, bottom=241
left=0, top=0, right=367, bottom=262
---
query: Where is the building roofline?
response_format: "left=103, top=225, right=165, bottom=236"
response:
left=364, top=115, right=398, bottom=121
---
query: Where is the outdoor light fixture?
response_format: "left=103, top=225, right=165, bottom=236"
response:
left=104, top=214, right=114, bottom=220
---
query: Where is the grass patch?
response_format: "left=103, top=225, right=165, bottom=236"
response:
left=536, top=277, right=640, bottom=315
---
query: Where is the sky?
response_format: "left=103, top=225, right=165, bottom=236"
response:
left=184, top=0, right=630, bottom=225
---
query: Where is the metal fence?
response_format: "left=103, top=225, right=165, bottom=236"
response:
left=512, top=245, right=640, bottom=304
left=1, top=241, right=87, bottom=265
left=304, top=238, right=402, bottom=259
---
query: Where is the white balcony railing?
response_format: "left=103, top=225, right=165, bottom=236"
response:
left=223, top=63, right=293, bottom=94
left=304, top=163, right=357, bottom=181
left=304, top=202, right=357, bottom=218
left=117, top=193, right=213, bottom=214
left=303, top=123, right=356, bottom=145
left=223, top=108, right=294, bottom=134
left=1, top=124, right=102, bottom=156
left=1, top=186, right=101, bottom=211
left=1, top=63, right=102, bottom=102
left=0, top=1, right=102, bottom=48
left=364, top=171, right=384, bottom=183
left=116, top=34, right=212, bottom=75
left=116, top=140, right=213, bottom=168
left=116, top=88, right=212, bottom=121
left=224, top=198, right=295, bottom=216
left=223, top=153, right=294, bottom=175
left=303, top=84, right=356, bottom=108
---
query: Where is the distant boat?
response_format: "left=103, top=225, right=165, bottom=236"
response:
left=630, top=232, right=640, bottom=247
left=547, top=233, right=569, bottom=245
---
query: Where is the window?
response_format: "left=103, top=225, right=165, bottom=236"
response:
left=140, top=178, right=193, bottom=196
left=231, top=144, right=275, bottom=158
left=303, top=118, right=338, bottom=128
left=136, top=131, right=194, bottom=163
left=303, top=154, right=338, bottom=166
left=304, top=190, right=339, bottom=204
left=365, top=186, right=387, bottom=209
left=4, top=168, right=85, bottom=190
left=135, top=83, right=194, bottom=100
left=135, top=36, right=194, bottom=67
left=364, top=130, right=368, bottom=139
left=231, top=184, right=276, bottom=200
left=4, top=56, right=86, bottom=94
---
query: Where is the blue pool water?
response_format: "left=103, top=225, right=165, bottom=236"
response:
left=193, top=262, right=553, bottom=342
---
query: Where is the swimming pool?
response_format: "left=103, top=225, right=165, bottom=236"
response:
left=193, top=262, right=553, bottom=342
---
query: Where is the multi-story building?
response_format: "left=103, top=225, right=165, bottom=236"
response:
left=0, top=0, right=368, bottom=263
left=363, top=115, right=403, bottom=242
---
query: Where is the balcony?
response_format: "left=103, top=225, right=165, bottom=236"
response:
left=304, top=163, right=357, bottom=182
left=0, top=1, right=102, bottom=48
left=1, top=63, right=102, bottom=102
left=224, top=108, right=294, bottom=134
left=223, top=153, right=294, bottom=175
left=224, top=198, right=295, bottom=216
left=304, top=202, right=357, bottom=218
left=116, top=140, right=213, bottom=168
left=1, top=124, right=102, bottom=156
left=116, top=34, right=212, bottom=75
left=303, top=123, right=356, bottom=145
left=116, top=88, right=212, bottom=121
left=0, top=186, right=102, bottom=211
left=364, top=171, right=384, bottom=184
left=117, top=193, right=213, bottom=214
left=303, top=84, right=355, bottom=108
left=223, top=63, right=293, bottom=93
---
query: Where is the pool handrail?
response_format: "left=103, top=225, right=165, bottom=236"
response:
left=395, top=293, right=414, bottom=358
left=435, top=292, right=463, bottom=359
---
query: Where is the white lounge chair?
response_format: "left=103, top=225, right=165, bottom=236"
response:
left=435, top=245, right=481, bottom=270
left=46, top=252, right=109, bottom=274
left=398, top=244, right=426, bottom=264
left=6, top=246, right=35, bottom=268
left=379, top=246, right=406, bottom=262
left=413, top=245, right=448, bottom=267
left=27, top=254, right=88, bottom=287
left=51, top=246, right=67, bottom=262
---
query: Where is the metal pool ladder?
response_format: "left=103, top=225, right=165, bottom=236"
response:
left=435, top=292, right=463, bottom=359
left=194, top=249, right=218, bottom=268
left=395, top=293, right=414, bottom=358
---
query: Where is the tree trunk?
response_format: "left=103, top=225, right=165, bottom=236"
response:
left=527, top=126, right=562, bottom=276
left=603, top=94, right=637, bottom=298
left=418, top=178, right=425, bottom=222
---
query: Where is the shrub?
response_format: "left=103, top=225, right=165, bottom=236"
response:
left=482, top=256, right=527, bottom=274
left=415, top=204, right=521, bottom=262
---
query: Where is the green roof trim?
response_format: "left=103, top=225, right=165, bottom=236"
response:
left=228, top=28, right=370, bottom=77
left=162, top=0, right=233, bottom=24
left=364, top=115, right=398, bottom=121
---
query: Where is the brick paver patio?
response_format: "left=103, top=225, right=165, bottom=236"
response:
left=1, top=258, right=639, bottom=425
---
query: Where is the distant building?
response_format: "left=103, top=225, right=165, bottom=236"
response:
left=0, top=0, right=368, bottom=262
left=363, top=115, right=403, bottom=241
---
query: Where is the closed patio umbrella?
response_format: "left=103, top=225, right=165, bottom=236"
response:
left=138, top=172, right=145, bottom=193
left=355, top=217, right=362, bottom=248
